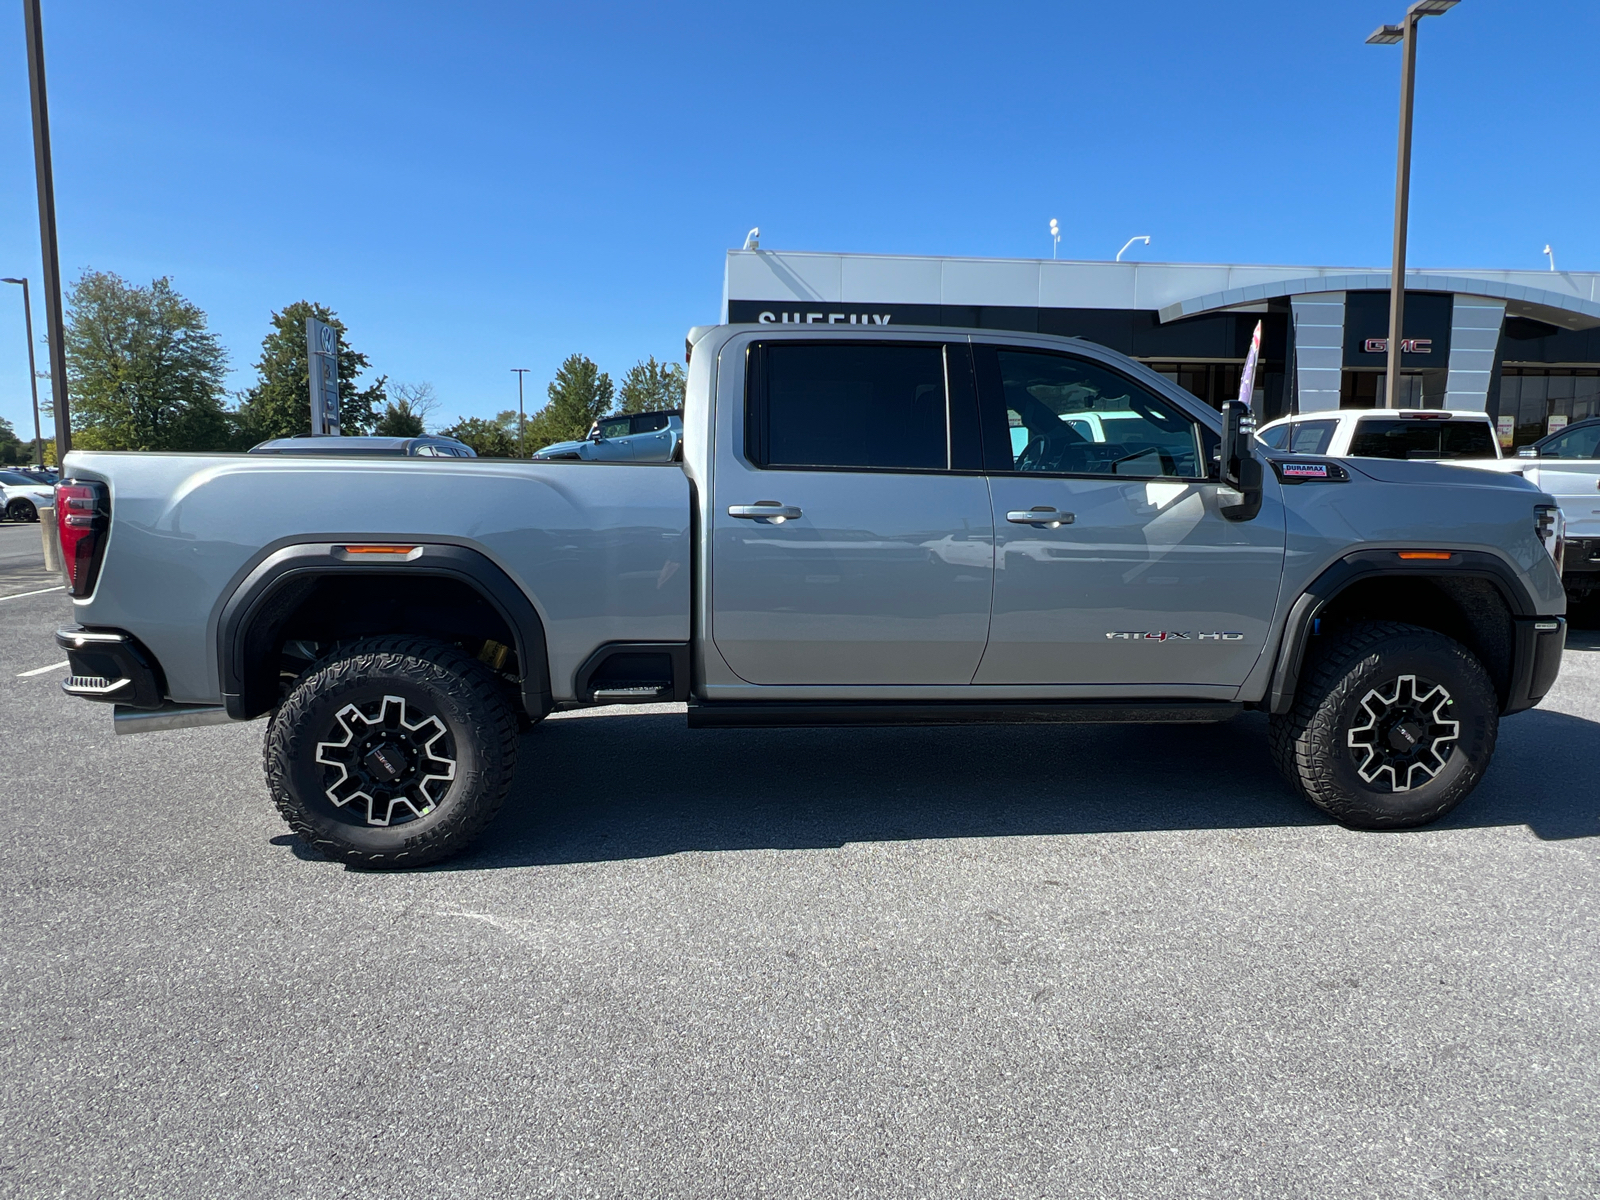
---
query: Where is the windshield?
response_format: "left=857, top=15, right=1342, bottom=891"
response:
left=1348, top=418, right=1496, bottom=460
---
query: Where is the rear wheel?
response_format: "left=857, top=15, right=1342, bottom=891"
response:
left=264, top=636, right=519, bottom=867
left=1268, top=622, right=1498, bottom=829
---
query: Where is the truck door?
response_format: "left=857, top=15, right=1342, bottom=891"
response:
left=709, top=339, right=994, bottom=685
left=971, top=344, right=1285, bottom=688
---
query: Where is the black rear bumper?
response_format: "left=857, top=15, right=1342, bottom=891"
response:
left=55, top=627, right=167, bottom=709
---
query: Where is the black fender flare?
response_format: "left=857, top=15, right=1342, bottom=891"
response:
left=217, top=542, right=552, bottom=720
left=1264, top=548, right=1550, bottom=716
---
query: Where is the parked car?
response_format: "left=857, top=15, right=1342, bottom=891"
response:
left=248, top=435, right=478, bottom=458
left=1258, top=409, right=1501, bottom=461
left=1460, top=417, right=1600, bottom=603
left=531, top=410, right=682, bottom=462
left=54, top=325, right=1566, bottom=867
left=0, top=468, right=54, bottom=522
left=1519, top=416, right=1600, bottom=461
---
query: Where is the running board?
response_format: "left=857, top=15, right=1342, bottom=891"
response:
left=113, top=703, right=241, bottom=735
left=686, top=700, right=1242, bottom=729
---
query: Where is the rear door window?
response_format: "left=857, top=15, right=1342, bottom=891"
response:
left=633, top=412, right=671, bottom=434
left=1287, top=420, right=1337, bottom=454
left=1259, top=424, right=1291, bottom=450
left=747, top=342, right=949, bottom=471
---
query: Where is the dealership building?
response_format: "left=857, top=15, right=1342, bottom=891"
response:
left=723, top=249, right=1600, bottom=448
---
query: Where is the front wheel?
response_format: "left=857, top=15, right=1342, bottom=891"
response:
left=1268, top=622, right=1498, bottom=830
left=264, top=636, right=520, bottom=867
left=6, top=499, right=37, bottom=522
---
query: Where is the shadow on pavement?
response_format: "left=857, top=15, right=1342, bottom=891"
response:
left=416, top=703, right=1600, bottom=872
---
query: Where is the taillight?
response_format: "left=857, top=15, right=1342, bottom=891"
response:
left=1534, top=504, right=1565, bottom=568
left=55, top=479, right=109, bottom=597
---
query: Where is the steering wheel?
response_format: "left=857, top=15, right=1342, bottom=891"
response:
left=1018, top=435, right=1053, bottom=473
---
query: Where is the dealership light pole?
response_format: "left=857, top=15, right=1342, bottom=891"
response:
left=22, top=0, right=71, bottom=458
left=0, top=278, right=43, bottom=466
left=1368, top=0, right=1459, bottom=409
left=1115, top=236, right=1150, bottom=263
left=511, top=368, right=530, bottom=456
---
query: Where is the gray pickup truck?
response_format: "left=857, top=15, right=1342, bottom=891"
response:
left=53, top=324, right=1568, bottom=867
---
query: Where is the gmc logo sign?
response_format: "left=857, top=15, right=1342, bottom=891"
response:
left=1363, top=337, right=1433, bottom=354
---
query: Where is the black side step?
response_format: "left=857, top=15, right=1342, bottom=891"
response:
left=686, top=700, right=1241, bottom=729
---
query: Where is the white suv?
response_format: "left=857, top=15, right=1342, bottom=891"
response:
left=1258, top=409, right=1502, bottom=462
left=0, top=469, right=55, bottom=522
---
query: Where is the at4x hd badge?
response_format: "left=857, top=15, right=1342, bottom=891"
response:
left=1106, top=631, right=1244, bottom=641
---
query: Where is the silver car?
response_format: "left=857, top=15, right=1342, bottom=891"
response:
left=531, top=410, right=682, bottom=462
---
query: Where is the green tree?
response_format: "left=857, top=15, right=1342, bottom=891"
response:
left=525, top=354, right=613, bottom=448
left=0, top=415, right=28, bottom=464
left=618, top=356, right=686, bottom=413
left=436, top=415, right=516, bottom=457
left=237, top=301, right=386, bottom=440
left=63, top=270, right=232, bottom=451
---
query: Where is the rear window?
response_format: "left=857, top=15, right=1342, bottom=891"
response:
left=633, top=412, right=670, bottom=434
left=749, top=342, right=948, bottom=471
left=1349, top=418, right=1496, bottom=460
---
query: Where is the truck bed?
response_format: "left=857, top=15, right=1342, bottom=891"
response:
left=63, top=452, right=691, bottom=705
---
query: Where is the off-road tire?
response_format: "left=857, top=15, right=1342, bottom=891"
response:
left=1268, top=621, right=1498, bottom=830
left=264, top=636, right=519, bottom=867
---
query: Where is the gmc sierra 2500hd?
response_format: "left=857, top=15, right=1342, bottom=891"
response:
left=53, top=324, right=1568, bottom=866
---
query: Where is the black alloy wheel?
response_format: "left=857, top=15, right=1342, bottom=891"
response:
left=264, top=636, right=520, bottom=867
left=6, top=499, right=37, bottom=523
left=1269, top=622, right=1498, bottom=829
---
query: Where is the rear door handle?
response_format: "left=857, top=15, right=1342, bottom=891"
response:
left=728, top=502, right=803, bottom=523
left=1006, top=506, right=1074, bottom=529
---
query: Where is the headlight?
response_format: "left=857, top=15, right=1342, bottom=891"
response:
left=1535, top=504, right=1565, bottom=567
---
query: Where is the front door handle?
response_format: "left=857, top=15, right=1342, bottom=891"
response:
left=1006, top=506, right=1074, bottom=529
left=728, top=502, right=803, bottom=523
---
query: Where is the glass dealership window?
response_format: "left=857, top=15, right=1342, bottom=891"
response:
left=1499, top=368, right=1600, bottom=447
left=1149, top=362, right=1245, bottom=410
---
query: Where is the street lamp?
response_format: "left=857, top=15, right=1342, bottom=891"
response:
left=1049, top=218, right=1060, bottom=259
left=1367, top=0, right=1460, bottom=409
left=23, top=0, right=71, bottom=459
left=0, top=278, right=44, bottom=467
left=1116, top=236, right=1150, bottom=263
left=511, top=368, right=530, bottom=457
left=1544, top=244, right=1557, bottom=272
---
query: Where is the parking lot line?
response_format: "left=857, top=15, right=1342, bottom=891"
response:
left=17, top=660, right=68, bottom=677
left=0, top=585, right=64, bottom=602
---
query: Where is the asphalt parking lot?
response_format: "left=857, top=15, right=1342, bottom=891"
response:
left=2, top=518, right=1597, bottom=1199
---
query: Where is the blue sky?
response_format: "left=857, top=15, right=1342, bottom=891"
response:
left=1, top=1, right=1595, bottom=439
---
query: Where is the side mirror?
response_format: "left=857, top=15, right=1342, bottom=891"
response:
left=1517, top=445, right=1538, bottom=458
left=1217, top=400, right=1263, bottom=522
